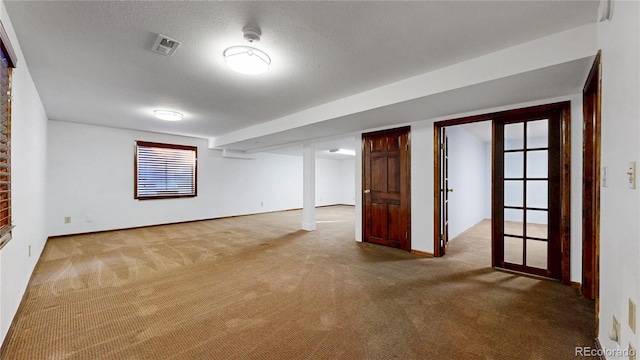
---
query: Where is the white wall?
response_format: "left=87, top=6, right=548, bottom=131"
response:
left=340, top=158, right=355, bottom=205
left=47, top=121, right=305, bottom=236
left=446, top=126, right=486, bottom=239
left=0, top=2, right=48, bottom=344
left=597, top=1, right=640, bottom=356
left=47, top=121, right=356, bottom=236
left=316, top=157, right=354, bottom=206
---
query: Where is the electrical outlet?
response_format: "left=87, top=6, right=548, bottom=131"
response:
left=602, top=166, right=608, bottom=188
left=631, top=299, right=637, bottom=334
left=260, top=202, right=264, bottom=206
left=85, top=216, right=93, bottom=223
left=64, top=216, right=71, bottom=224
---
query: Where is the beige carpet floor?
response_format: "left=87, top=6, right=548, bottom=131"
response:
left=0, top=206, right=594, bottom=359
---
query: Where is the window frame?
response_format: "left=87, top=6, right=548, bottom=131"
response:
left=134, top=140, right=198, bottom=200
left=0, top=20, right=17, bottom=251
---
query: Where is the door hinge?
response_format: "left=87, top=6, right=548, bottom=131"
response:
left=440, top=143, right=445, bottom=150
left=440, top=234, right=444, bottom=241
left=406, top=231, right=408, bottom=239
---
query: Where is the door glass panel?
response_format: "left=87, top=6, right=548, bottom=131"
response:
left=526, top=239, right=547, bottom=269
left=504, top=181, right=523, bottom=207
left=504, top=123, right=524, bottom=150
left=527, top=150, right=548, bottom=178
left=504, top=152, right=523, bottom=178
left=504, top=209, right=523, bottom=237
left=504, top=236, right=523, bottom=265
left=527, top=210, right=549, bottom=226
left=526, top=180, right=548, bottom=208
left=527, top=119, right=548, bottom=148
left=526, top=210, right=548, bottom=237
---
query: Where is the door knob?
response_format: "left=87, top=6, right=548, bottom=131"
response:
left=447, top=188, right=454, bottom=193
left=364, top=189, right=371, bottom=194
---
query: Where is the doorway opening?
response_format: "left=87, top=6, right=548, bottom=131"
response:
left=434, top=102, right=571, bottom=283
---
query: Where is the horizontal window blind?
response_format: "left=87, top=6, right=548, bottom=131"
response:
left=0, top=45, right=12, bottom=247
left=0, top=21, right=19, bottom=250
left=135, top=141, right=197, bottom=200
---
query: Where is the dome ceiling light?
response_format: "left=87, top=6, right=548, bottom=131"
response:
left=223, top=27, right=271, bottom=75
left=153, top=110, right=183, bottom=121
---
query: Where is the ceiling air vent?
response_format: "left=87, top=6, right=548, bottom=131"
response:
left=151, top=34, right=180, bottom=56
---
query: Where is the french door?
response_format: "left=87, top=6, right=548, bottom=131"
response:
left=492, top=108, right=566, bottom=280
left=439, top=128, right=450, bottom=255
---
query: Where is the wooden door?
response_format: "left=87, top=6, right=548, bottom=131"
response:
left=362, top=127, right=411, bottom=251
left=492, top=109, right=565, bottom=280
left=582, top=52, right=601, bottom=301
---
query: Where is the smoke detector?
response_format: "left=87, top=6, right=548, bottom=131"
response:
left=151, top=34, right=181, bottom=56
left=242, top=28, right=262, bottom=43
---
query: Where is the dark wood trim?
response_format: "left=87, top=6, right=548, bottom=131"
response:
left=435, top=102, right=571, bottom=128
left=411, top=249, right=434, bottom=258
left=135, top=140, right=198, bottom=152
left=571, top=281, right=582, bottom=294
left=593, top=337, right=606, bottom=360
left=494, top=267, right=560, bottom=282
left=434, top=102, right=571, bottom=284
left=582, top=52, right=601, bottom=338
left=582, top=52, right=601, bottom=299
left=433, top=126, right=442, bottom=257
left=0, top=21, right=17, bottom=68
left=406, top=130, right=412, bottom=250
left=560, top=105, right=572, bottom=285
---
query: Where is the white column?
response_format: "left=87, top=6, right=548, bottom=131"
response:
left=302, top=143, right=316, bottom=231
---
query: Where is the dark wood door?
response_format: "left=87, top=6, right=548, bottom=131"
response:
left=492, top=109, right=564, bottom=280
left=439, top=128, right=450, bottom=255
left=363, top=127, right=411, bottom=250
left=582, top=52, right=601, bottom=301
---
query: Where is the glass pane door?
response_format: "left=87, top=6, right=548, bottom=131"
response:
left=493, top=113, right=562, bottom=280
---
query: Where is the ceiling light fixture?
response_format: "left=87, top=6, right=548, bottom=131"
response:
left=329, top=148, right=355, bottom=156
left=153, top=110, right=183, bottom=121
left=223, top=27, right=271, bottom=75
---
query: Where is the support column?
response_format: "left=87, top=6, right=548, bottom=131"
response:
left=302, top=143, right=316, bottom=231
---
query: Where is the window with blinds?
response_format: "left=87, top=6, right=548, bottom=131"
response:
left=0, top=21, right=16, bottom=251
left=134, top=141, right=197, bottom=200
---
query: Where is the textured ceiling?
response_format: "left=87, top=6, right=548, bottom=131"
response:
left=4, top=1, right=598, bottom=153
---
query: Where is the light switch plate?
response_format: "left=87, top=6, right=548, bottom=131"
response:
left=602, top=166, right=608, bottom=187
left=613, top=315, right=621, bottom=344
left=628, top=162, right=637, bottom=189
